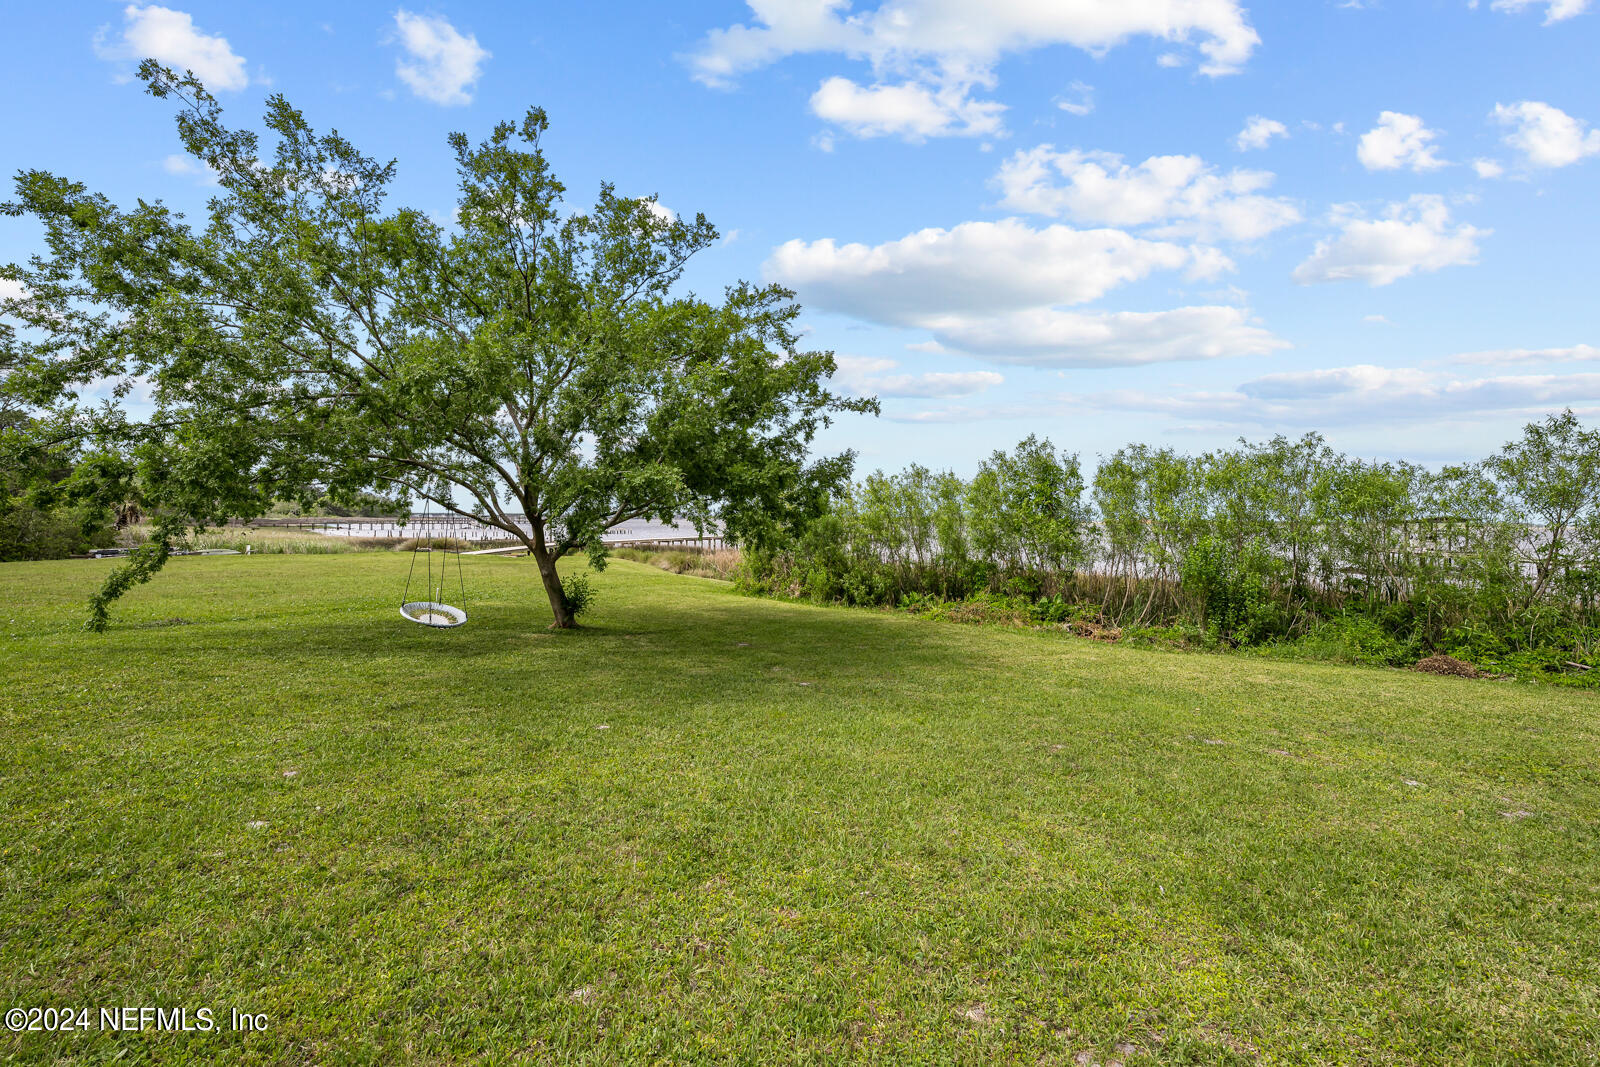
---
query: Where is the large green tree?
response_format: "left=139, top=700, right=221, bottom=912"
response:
left=1, top=64, right=873, bottom=628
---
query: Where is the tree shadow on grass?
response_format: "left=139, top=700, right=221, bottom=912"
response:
left=102, top=571, right=1005, bottom=698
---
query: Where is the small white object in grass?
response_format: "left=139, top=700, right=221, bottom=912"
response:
left=246, top=820, right=268, bottom=829
left=1202, top=738, right=1225, bottom=745
left=1403, top=778, right=1422, bottom=787
left=595, top=724, right=610, bottom=730
left=1500, top=809, right=1534, bottom=819
left=961, top=1003, right=987, bottom=1024
left=282, top=769, right=298, bottom=778
left=570, top=986, right=594, bottom=1003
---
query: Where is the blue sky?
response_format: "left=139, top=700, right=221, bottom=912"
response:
left=3, top=1, right=1598, bottom=475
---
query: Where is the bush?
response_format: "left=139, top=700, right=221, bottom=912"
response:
left=1279, top=614, right=1416, bottom=666
left=560, top=573, right=596, bottom=620
left=0, top=500, right=116, bottom=561
left=1179, top=535, right=1283, bottom=645
left=730, top=414, right=1600, bottom=684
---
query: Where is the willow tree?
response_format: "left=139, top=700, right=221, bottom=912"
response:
left=1, top=64, right=873, bottom=628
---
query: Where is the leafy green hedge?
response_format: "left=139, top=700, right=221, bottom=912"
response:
left=740, top=413, right=1600, bottom=684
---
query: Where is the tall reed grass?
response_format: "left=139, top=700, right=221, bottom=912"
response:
left=122, top=524, right=399, bottom=554
left=612, top=546, right=743, bottom=581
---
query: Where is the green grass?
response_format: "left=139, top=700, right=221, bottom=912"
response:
left=1, top=554, right=1597, bottom=1064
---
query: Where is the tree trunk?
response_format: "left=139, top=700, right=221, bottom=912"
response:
left=530, top=543, right=575, bottom=628
left=527, top=517, right=575, bottom=628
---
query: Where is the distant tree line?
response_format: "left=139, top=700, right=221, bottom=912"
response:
left=0, top=410, right=118, bottom=562
left=741, top=410, right=1600, bottom=676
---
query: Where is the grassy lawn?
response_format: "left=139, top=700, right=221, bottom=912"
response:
left=1, top=553, right=1597, bottom=1064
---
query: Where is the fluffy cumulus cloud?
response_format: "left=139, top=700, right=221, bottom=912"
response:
left=637, top=198, right=676, bottom=224
left=1087, top=363, right=1600, bottom=427
left=688, top=0, right=1261, bottom=84
left=767, top=218, right=1228, bottom=323
left=1488, top=0, right=1592, bottom=24
left=810, top=75, right=1004, bottom=139
left=832, top=356, right=1003, bottom=397
left=688, top=1, right=1259, bottom=139
left=391, top=10, right=489, bottom=106
left=1357, top=111, right=1448, bottom=172
left=1293, top=195, right=1486, bottom=286
left=94, top=4, right=247, bottom=90
left=1492, top=100, right=1600, bottom=168
left=765, top=218, right=1289, bottom=367
left=994, top=147, right=1301, bottom=243
left=1234, top=116, right=1288, bottom=151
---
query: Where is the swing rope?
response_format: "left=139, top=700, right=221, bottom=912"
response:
left=400, top=498, right=468, bottom=628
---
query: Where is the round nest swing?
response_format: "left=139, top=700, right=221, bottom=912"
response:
left=400, top=505, right=469, bottom=628
left=400, top=600, right=467, bottom=628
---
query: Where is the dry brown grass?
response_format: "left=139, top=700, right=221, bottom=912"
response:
left=394, top=536, right=475, bottom=553
left=1413, top=654, right=1481, bottom=678
left=612, top=546, right=743, bottom=580
left=120, top=524, right=396, bottom=554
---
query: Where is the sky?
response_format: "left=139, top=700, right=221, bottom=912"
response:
left=2, top=1, right=1598, bottom=476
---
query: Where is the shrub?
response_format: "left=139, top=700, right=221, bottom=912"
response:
left=1283, top=614, right=1415, bottom=666
left=560, top=573, right=596, bottom=620
left=1179, top=535, right=1282, bottom=645
left=0, top=500, right=116, bottom=561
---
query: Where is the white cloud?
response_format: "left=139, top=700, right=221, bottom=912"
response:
left=766, top=217, right=1284, bottom=367
left=1448, top=343, right=1600, bottom=365
left=94, top=5, right=247, bottom=90
left=1234, top=116, right=1288, bottom=151
left=1292, top=195, right=1486, bottom=286
left=1488, top=0, right=1591, bottom=24
left=689, top=1, right=1259, bottom=140
left=767, top=218, right=1228, bottom=324
left=1057, top=81, right=1094, bottom=117
left=1357, top=111, right=1448, bottom=171
left=1088, top=363, right=1600, bottom=426
left=1473, top=158, right=1506, bottom=178
left=1491, top=100, right=1600, bottom=168
left=810, top=75, right=1004, bottom=140
left=832, top=356, right=1003, bottom=397
left=687, top=0, right=1262, bottom=87
left=638, top=198, right=676, bottom=224
left=994, top=146, right=1301, bottom=242
left=1363, top=314, right=1393, bottom=325
left=162, top=153, right=218, bottom=184
left=391, top=10, right=489, bottom=107
left=928, top=305, right=1288, bottom=367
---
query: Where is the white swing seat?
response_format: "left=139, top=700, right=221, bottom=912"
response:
left=400, top=601, right=468, bottom=628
